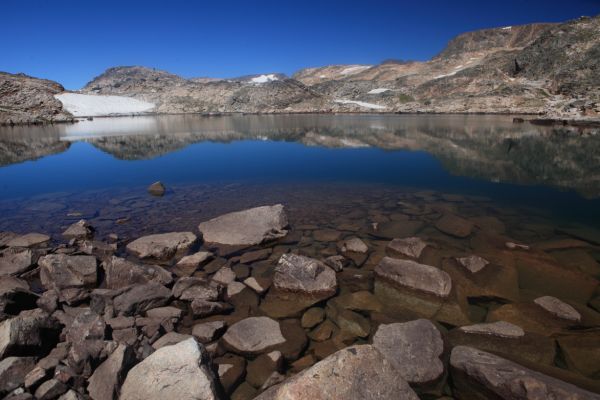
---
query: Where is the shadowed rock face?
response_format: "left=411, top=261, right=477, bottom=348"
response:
left=0, top=72, right=73, bottom=125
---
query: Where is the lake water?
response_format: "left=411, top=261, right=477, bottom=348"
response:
left=2, top=114, right=600, bottom=394
left=0, top=114, right=599, bottom=238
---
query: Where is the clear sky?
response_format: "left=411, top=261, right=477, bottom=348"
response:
left=2, top=0, right=598, bottom=89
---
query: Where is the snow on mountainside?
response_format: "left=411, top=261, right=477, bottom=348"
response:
left=251, top=74, right=279, bottom=83
left=55, top=93, right=155, bottom=117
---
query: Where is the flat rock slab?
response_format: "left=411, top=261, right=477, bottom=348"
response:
left=126, top=232, right=197, bottom=261
left=274, top=253, right=337, bottom=297
left=0, top=356, right=36, bottom=394
left=113, top=283, right=171, bottom=316
left=7, top=233, right=50, bottom=248
left=534, top=296, right=581, bottom=322
left=459, top=321, right=525, bottom=338
left=105, top=256, right=172, bottom=289
left=456, top=255, right=489, bottom=273
left=450, top=345, right=600, bottom=400
left=39, top=254, right=97, bottom=291
left=374, top=257, right=451, bottom=297
left=255, top=345, right=419, bottom=400
left=120, top=338, right=217, bottom=400
left=435, top=214, right=474, bottom=238
left=387, top=237, right=428, bottom=259
left=373, top=319, right=445, bottom=384
left=0, top=248, right=35, bottom=277
left=222, top=317, right=286, bottom=355
left=198, top=204, right=288, bottom=246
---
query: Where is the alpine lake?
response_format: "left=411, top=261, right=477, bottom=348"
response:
left=1, top=113, right=600, bottom=398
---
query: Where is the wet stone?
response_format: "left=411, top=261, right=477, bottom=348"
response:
left=387, top=237, right=428, bottom=259
left=147, top=181, right=166, bottom=197
left=534, top=296, right=582, bottom=322
left=435, top=214, right=474, bottom=238
left=126, top=232, right=197, bottom=261
left=455, top=254, right=489, bottom=273
left=222, top=317, right=286, bottom=356
left=338, top=237, right=368, bottom=253
left=301, top=307, right=325, bottom=328
left=374, top=257, right=451, bottom=297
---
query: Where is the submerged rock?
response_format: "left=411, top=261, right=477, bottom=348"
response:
left=222, top=317, right=286, bottom=356
left=147, top=181, right=166, bottom=197
left=126, top=232, right=197, bottom=261
left=459, top=321, right=524, bottom=338
left=273, top=253, right=337, bottom=297
left=386, top=237, right=428, bottom=259
left=455, top=255, right=489, bottom=273
left=374, top=257, right=451, bottom=297
left=255, top=345, right=419, bottom=400
left=120, top=338, right=218, bottom=400
left=198, top=204, right=288, bottom=246
left=62, top=220, right=94, bottom=240
left=450, top=346, right=600, bottom=400
left=534, top=296, right=581, bottom=322
left=435, top=214, right=474, bottom=238
left=372, top=319, right=445, bottom=384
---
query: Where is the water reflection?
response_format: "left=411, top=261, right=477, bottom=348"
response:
left=1, top=114, right=598, bottom=198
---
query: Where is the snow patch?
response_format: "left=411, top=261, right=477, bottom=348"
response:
left=367, top=88, right=391, bottom=94
left=340, top=65, right=371, bottom=75
left=502, top=26, right=512, bottom=30
left=251, top=74, right=279, bottom=83
left=334, top=99, right=386, bottom=110
left=55, top=93, right=155, bottom=117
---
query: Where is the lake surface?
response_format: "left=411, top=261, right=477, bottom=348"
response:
left=2, top=114, right=600, bottom=394
left=0, top=114, right=599, bottom=238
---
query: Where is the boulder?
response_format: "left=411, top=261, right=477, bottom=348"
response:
left=192, top=321, right=226, bottom=343
left=372, top=319, right=444, bottom=384
left=0, top=248, right=36, bottom=276
left=386, top=237, right=428, bottom=259
left=147, top=181, right=166, bottom=197
left=374, top=257, right=451, bottom=297
left=487, top=303, right=581, bottom=336
left=214, top=354, right=246, bottom=394
left=198, top=204, right=288, bottom=246
left=113, top=283, right=171, bottom=316
left=87, top=344, right=134, bottom=400
left=450, top=346, right=600, bottom=400
left=190, top=299, right=232, bottom=318
left=255, top=345, right=419, bottom=400
left=558, top=332, right=600, bottom=378
left=39, top=254, right=98, bottom=291
left=246, top=351, right=283, bottom=388
left=172, top=277, right=221, bottom=301
left=273, top=253, right=337, bottom=296
left=0, top=309, right=60, bottom=358
left=152, top=332, right=192, bottom=349
left=301, top=307, right=325, bottom=329
left=174, top=251, right=213, bottom=276
left=222, top=317, right=286, bottom=356
left=7, top=233, right=50, bottom=248
left=459, top=321, right=524, bottom=338
left=0, top=276, right=37, bottom=315
left=338, top=237, right=368, bottom=253
left=62, top=220, right=94, bottom=240
left=0, top=356, right=36, bottom=395
left=105, top=257, right=172, bottom=289
left=126, top=232, right=197, bottom=261
left=120, top=338, right=218, bottom=400
left=35, top=379, right=68, bottom=400
left=369, top=220, right=424, bottom=240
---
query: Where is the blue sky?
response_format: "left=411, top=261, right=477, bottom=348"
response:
left=2, top=0, right=598, bottom=89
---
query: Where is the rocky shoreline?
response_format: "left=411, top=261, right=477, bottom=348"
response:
left=1, top=201, right=600, bottom=399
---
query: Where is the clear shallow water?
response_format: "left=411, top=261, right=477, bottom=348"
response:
left=0, top=113, right=599, bottom=235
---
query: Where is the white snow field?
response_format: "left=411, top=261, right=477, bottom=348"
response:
left=334, top=99, right=387, bottom=110
left=55, top=93, right=155, bottom=117
left=251, top=74, right=279, bottom=83
left=367, top=88, right=391, bottom=94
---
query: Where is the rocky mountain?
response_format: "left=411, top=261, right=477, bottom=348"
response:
left=1, top=15, right=598, bottom=124
left=0, top=72, right=74, bottom=125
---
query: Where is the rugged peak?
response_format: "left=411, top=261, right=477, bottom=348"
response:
left=434, top=23, right=556, bottom=60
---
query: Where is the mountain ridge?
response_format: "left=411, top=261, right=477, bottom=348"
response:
left=1, top=15, right=598, bottom=125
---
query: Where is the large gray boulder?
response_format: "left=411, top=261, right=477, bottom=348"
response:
left=374, top=257, right=451, bottom=297
left=273, top=253, right=337, bottom=297
left=120, top=338, right=217, bottom=400
left=0, top=356, right=36, bottom=395
left=0, top=309, right=59, bottom=358
left=372, top=319, right=445, bottom=384
left=0, top=248, right=36, bottom=276
left=255, top=345, right=419, bottom=400
left=104, top=257, right=172, bottom=289
left=126, top=232, right=197, bottom=261
left=450, top=346, right=600, bottom=400
left=6, top=233, right=50, bottom=248
left=198, top=204, right=288, bottom=246
left=112, top=283, right=171, bottom=316
left=222, top=317, right=286, bottom=356
left=87, top=344, right=134, bottom=400
left=38, top=254, right=98, bottom=291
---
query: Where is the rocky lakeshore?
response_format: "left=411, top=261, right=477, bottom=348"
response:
left=1, top=196, right=600, bottom=400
